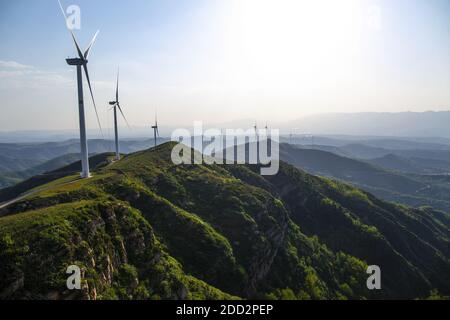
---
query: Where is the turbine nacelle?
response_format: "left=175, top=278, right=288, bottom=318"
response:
left=66, top=58, right=85, bottom=66
left=109, top=101, right=117, bottom=106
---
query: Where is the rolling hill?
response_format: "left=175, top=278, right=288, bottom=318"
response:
left=368, top=154, right=450, bottom=175
left=279, top=144, right=450, bottom=213
left=0, top=153, right=117, bottom=206
left=0, top=139, right=168, bottom=188
left=0, top=142, right=449, bottom=300
left=0, top=154, right=82, bottom=189
left=309, top=143, right=450, bottom=164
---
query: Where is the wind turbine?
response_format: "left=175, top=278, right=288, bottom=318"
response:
left=151, top=112, right=159, bottom=148
left=254, top=121, right=260, bottom=164
left=265, top=122, right=271, bottom=157
left=265, top=122, right=270, bottom=141
left=222, top=128, right=226, bottom=163
left=59, top=0, right=101, bottom=178
left=254, top=122, right=258, bottom=138
left=108, top=68, right=130, bottom=161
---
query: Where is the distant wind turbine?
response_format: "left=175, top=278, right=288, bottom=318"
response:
left=59, top=0, right=101, bottom=179
left=152, top=112, right=160, bottom=148
left=109, top=68, right=130, bottom=161
left=265, top=122, right=270, bottom=140
left=222, top=128, right=226, bottom=162
left=265, top=123, right=271, bottom=157
left=254, top=121, right=259, bottom=163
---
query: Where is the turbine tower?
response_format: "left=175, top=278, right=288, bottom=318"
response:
left=59, top=0, right=101, bottom=179
left=222, top=128, right=226, bottom=163
left=152, top=112, right=159, bottom=148
left=254, top=122, right=259, bottom=164
left=265, top=122, right=271, bottom=157
left=108, top=68, right=130, bottom=161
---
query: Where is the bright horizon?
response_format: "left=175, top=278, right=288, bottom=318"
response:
left=1, top=0, right=449, bottom=132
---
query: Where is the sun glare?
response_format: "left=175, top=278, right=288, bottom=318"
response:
left=226, top=0, right=366, bottom=88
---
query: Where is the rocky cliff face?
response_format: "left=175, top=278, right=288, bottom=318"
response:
left=0, top=200, right=233, bottom=300
left=0, top=143, right=449, bottom=300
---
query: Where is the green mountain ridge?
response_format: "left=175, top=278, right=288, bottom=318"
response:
left=0, top=139, right=168, bottom=188
left=0, top=142, right=449, bottom=300
left=279, top=144, right=450, bottom=213
left=0, top=153, right=83, bottom=189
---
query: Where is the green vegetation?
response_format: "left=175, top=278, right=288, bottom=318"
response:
left=279, top=143, right=450, bottom=213
left=0, top=142, right=449, bottom=300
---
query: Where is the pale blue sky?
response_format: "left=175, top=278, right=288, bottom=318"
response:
left=0, top=0, right=449, bottom=131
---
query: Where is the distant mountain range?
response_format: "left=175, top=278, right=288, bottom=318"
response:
left=279, top=144, right=450, bottom=213
left=3, top=111, right=450, bottom=143
left=282, top=135, right=450, bottom=150
left=368, top=154, right=450, bottom=175
left=286, top=111, right=450, bottom=138
left=3, top=134, right=450, bottom=199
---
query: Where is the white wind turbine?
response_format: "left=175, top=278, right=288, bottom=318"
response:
left=254, top=121, right=260, bottom=163
left=59, top=0, right=102, bottom=178
left=108, top=68, right=130, bottom=161
left=151, top=111, right=160, bottom=148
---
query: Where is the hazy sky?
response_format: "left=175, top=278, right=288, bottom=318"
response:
left=0, top=0, right=449, bottom=132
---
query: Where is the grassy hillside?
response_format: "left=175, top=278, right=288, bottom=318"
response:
left=0, top=139, right=170, bottom=189
left=0, top=153, right=116, bottom=205
left=0, top=142, right=449, bottom=300
left=0, top=154, right=82, bottom=189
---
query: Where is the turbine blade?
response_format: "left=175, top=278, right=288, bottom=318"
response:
left=57, top=0, right=66, bottom=18
left=71, top=33, right=85, bottom=59
left=84, top=30, right=99, bottom=59
left=154, top=109, right=158, bottom=127
left=116, top=68, right=119, bottom=102
left=155, top=110, right=159, bottom=137
left=58, top=0, right=84, bottom=59
left=82, top=64, right=103, bottom=135
left=117, top=103, right=131, bottom=129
